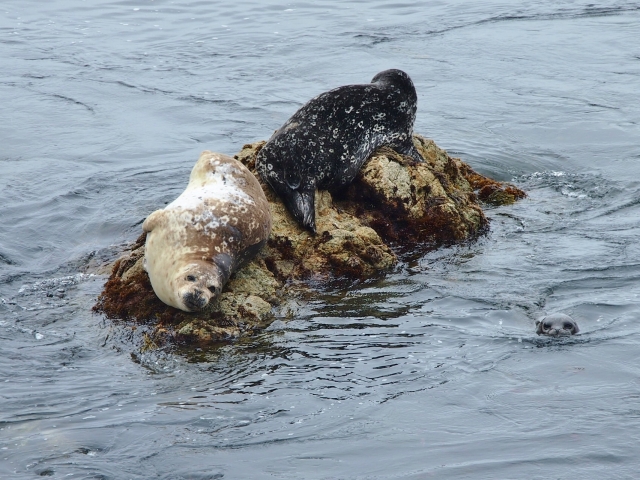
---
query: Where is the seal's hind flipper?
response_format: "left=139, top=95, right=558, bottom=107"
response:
left=286, top=189, right=316, bottom=234
left=394, top=138, right=424, bottom=165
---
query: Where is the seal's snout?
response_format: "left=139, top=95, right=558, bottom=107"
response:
left=549, top=328, right=571, bottom=337
left=182, top=289, right=209, bottom=312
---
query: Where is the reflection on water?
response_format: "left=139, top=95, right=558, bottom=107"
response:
left=2, top=0, right=640, bottom=478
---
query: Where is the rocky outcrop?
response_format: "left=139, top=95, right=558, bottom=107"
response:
left=93, top=134, right=524, bottom=346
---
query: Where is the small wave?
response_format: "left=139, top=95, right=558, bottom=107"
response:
left=17, top=273, right=95, bottom=297
left=9, top=273, right=98, bottom=312
left=49, top=93, right=94, bottom=113
left=112, top=80, right=174, bottom=95
left=177, top=94, right=240, bottom=106
left=416, top=4, right=640, bottom=38
left=0, top=251, right=17, bottom=265
left=352, top=33, right=394, bottom=46
left=517, top=170, right=618, bottom=200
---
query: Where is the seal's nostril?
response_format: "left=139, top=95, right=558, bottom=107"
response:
left=183, top=290, right=207, bottom=311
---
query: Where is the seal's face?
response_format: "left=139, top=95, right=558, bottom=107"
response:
left=536, top=314, right=579, bottom=336
left=174, top=262, right=222, bottom=312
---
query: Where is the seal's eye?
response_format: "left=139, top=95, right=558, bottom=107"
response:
left=208, top=286, right=219, bottom=294
left=543, top=322, right=553, bottom=330
left=563, top=322, right=574, bottom=330
left=186, top=275, right=196, bottom=282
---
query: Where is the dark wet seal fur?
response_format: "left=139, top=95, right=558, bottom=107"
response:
left=256, top=69, right=423, bottom=233
left=536, top=313, right=580, bottom=336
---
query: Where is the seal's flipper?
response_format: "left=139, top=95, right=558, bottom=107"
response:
left=142, top=210, right=166, bottom=232
left=394, top=138, right=424, bottom=164
left=286, top=189, right=316, bottom=233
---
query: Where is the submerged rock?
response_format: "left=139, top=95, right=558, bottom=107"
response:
left=93, top=134, right=525, bottom=346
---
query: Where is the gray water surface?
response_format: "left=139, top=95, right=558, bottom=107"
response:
left=2, top=1, right=640, bottom=478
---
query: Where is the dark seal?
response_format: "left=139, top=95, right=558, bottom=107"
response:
left=536, top=313, right=580, bottom=336
left=256, top=69, right=423, bottom=233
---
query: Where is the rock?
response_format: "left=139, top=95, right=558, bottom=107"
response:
left=338, top=136, right=491, bottom=249
left=93, top=134, right=525, bottom=346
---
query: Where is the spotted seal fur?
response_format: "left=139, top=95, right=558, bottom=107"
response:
left=536, top=313, right=580, bottom=336
left=256, top=69, right=423, bottom=232
left=142, top=151, right=271, bottom=312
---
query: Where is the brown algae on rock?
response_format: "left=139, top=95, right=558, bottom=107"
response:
left=93, top=134, right=525, bottom=346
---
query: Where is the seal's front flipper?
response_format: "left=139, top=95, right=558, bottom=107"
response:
left=142, top=210, right=166, bottom=232
left=394, top=137, right=424, bottom=165
left=286, top=189, right=316, bottom=234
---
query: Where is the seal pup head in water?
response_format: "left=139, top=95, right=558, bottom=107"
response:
left=142, top=152, right=271, bottom=312
left=536, top=313, right=580, bottom=336
left=256, top=69, right=423, bottom=233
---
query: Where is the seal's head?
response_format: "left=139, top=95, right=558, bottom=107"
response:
left=142, top=252, right=225, bottom=312
left=173, top=261, right=223, bottom=312
left=536, top=313, right=579, bottom=336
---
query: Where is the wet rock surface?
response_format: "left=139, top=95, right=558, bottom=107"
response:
left=93, top=134, right=525, bottom=346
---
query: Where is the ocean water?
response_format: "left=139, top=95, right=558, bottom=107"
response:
left=1, top=1, right=640, bottom=478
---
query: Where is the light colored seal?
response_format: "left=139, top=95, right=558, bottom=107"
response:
left=142, top=151, right=271, bottom=312
left=536, top=313, right=580, bottom=336
left=256, top=69, right=423, bottom=233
